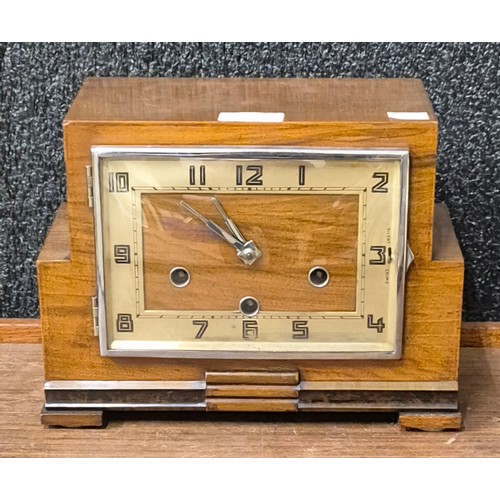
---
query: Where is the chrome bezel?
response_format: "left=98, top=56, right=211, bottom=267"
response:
left=92, top=146, right=410, bottom=360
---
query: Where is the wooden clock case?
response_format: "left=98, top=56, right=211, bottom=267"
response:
left=38, top=78, right=464, bottom=431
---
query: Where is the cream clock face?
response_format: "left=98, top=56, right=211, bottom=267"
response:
left=92, top=147, right=410, bottom=359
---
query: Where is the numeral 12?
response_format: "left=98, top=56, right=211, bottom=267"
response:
left=236, top=165, right=263, bottom=186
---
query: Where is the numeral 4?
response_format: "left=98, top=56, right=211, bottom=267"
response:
left=367, top=315, right=385, bottom=333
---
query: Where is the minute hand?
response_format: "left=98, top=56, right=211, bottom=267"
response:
left=180, top=200, right=261, bottom=266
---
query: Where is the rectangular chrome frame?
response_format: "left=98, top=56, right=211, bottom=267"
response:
left=91, top=146, right=410, bottom=360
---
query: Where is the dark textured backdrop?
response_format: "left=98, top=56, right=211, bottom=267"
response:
left=0, top=43, right=499, bottom=321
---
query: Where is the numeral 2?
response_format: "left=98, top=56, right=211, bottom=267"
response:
left=372, top=172, right=389, bottom=193
left=367, top=315, right=385, bottom=333
left=236, top=165, right=263, bottom=186
left=189, top=165, right=206, bottom=186
left=193, top=320, right=208, bottom=339
left=292, top=320, right=309, bottom=339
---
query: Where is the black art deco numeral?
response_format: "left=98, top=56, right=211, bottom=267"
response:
left=116, top=313, right=134, bottom=333
left=193, top=320, right=208, bottom=339
left=109, top=172, right=129, bottom=192
left=242, top=320, right=258, bottom=339
left=292, top=320, right=309, bottom=339
left=369, top=246, right=386, bottom=265
left=189, top=165, right=206, bottom=186
left=367, top=315, right=385, bottom=333
left=114, top=245, right=131, bottom=264
left=236, top=165, right=263, bottom=186
left=298, top=165, right=306, bottom=186
left=371, top=172, right=389, bottom=193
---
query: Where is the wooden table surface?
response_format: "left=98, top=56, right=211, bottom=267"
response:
left=1, top=344, right=499, bottom=458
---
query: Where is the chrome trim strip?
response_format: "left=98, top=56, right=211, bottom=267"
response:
left=45, top=380, right=206, bottom=391
left=99, top=349, right=399, bottom=360
left=298, top=401, right=458, bottom=411
left=44, top=380, right=457, bottom=392
left=394, top=150, right=410, bottom=359
left=91, top=148, right=108, bottom=357
left=44, top=402, right=207, bottom=410
left=299, top=381, right=458, bottom=391
left=91, top=146, right=411, bottom=161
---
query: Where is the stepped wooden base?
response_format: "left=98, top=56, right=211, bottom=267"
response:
left=41, top=406, right=104, bottom=428
left=41, top=406, right=463, bottom=432
left=42, top=376, right=461, bottom=431
left=399, top=410, right=463, bottom=431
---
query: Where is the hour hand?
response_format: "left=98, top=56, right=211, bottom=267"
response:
left=180, top=199, right=262, bottom=266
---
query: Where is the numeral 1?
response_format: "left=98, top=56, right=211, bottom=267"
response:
left=299, top=165, right=306, bottom=186
left=189, top=165, right=206, bottom=186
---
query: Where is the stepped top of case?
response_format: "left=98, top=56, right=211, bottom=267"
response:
left=65, top=78, right=436, bottom=124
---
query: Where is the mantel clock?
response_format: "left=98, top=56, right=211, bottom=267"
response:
left=38, top=78, right=464, bottom=431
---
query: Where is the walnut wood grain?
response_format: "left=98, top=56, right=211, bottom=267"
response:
left=37, top=80, right=463, bottom=394
left=38, top=202, right=463, bottom=382
left=6, top=318, right=496, bottom=347
left=0, top=207, right=69, bottom=344
left=37, top=203, right=70, bottom=263
left=65, top=78, right=436, bottom=123
left=432, top=203, right=463, bottom=262
left=1, top=344, right=499, bottom=456
left=206, top=385, right=298, bottom=398
left=205, top=371, right=299, bottom=385
left=206, top=398, right=298, bottom=412
left=143, top=193, right=358, bottom=312
left=399, top=411, right=462, bottom=431
left=41, top=407, right=103, bottom=428
left=65, top=121, right=437, bottom=265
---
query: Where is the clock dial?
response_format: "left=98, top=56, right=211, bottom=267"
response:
left=93, top=147, right=409, bottom=359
